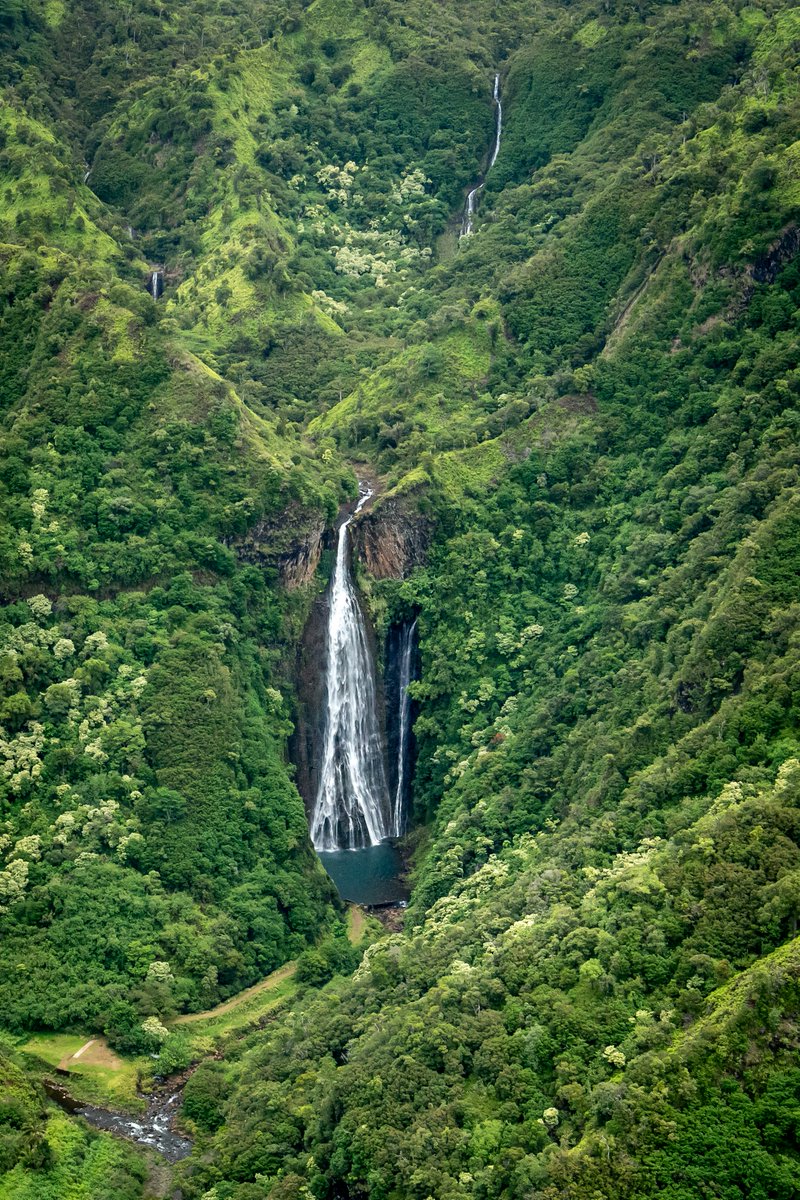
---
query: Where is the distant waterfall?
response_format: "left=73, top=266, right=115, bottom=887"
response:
left=310, top=486, right=392, bottom=851
left=150, top=270, right=162, bottom=300
left=389, top=618, right=417, bottom=836
left=461, top=72, right=503, bottom=238
left=461, top=186, right=479, bottom=241
left=488, top=72, right=503, bottom=170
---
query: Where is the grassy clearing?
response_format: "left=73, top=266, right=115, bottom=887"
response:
left=19, top=1033, right=143, bottom=1111
left=19, top=1033, right=86, bottom=1068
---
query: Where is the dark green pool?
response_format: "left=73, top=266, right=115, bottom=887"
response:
left=318, top=841, right=408, bottom=906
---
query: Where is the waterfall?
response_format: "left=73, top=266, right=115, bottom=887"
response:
left=151, top=270, right=161, bottom=300
left=390, top=618, right=417, bottom=837
left=310, top=486, right=392, bottom=851
left=462, top=185, right=479, bottom=240
left=488, top=72, right=503, bottom=169
left=460, top=71, right=503, bottom=239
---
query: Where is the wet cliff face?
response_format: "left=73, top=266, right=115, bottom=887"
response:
left=351, top=495, right=432, bottom=580
left=289, top=488, right=426, bottom=827
left=235, top=504, right=326, bottom=589
left=289, top=587, right=329, bottom=813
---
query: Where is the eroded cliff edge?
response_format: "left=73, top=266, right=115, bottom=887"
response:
left=350, top=491, right=433, bottom=580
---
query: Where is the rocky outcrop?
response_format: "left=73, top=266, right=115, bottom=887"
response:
left=278, top=522, right=326, bottom=589
left=351, top=494, right=432, bottom=580
left=235, top=478, right=431, bottom=588
left=234, top=504, right=326, bottom=589
left=751, top=224, right=800, bottom=285
left=728, top=224, right=800, bottom=319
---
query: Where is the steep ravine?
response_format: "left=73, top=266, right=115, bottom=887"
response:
left=289, top=483, right=421, bottom=902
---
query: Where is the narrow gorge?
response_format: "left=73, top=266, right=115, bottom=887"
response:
left=293, top=485, right=418, bottom=906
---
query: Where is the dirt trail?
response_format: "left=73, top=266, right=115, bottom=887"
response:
left=172, top=962, right=296, bottom=1025
left=55, top=919, right=365, bottom=1072
left=348, top=904, right=367, bottom=943
left=601, top=252, right=666, bottom=357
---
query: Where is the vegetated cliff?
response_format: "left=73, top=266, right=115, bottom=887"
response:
left=3, top=0, right=800, bottom=1196
left=177, top=4, right=800, bottom=1197
left=234, top=502, right=327, bottom=589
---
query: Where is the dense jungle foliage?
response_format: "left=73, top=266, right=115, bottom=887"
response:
left=2, top=0, right=800, bottom=1194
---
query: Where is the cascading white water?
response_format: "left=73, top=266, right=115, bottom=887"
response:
left=460, top=72, right=503, bottom=238
left=390, top=617, right=417, bottom=836
left=462, top=186, right=479, bottom=239
left=151, top=270, right=161, bottom=300
left=488, top=72, right=502, bottom=169
left=311, top=486, right=392, bottom=851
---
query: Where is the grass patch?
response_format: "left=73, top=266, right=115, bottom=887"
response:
left=19, top=1033, right=86, bottom=1068
left=170, top=967, right=299, bottom=1060
left=574, top=18, right=608, bottom=48
left=18, top=1034, right=144, bottom=1112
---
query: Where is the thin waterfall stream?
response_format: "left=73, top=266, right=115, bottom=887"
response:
left=460, top=72, right=503, bottom=238
left=390, top=617, right=417, bottom=837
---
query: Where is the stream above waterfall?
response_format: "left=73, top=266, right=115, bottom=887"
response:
left=460, top=72, right=503, bottom=238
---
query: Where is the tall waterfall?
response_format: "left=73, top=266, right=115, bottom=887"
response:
left=151, top=270, right=162, bottom=300
left=461, top=72, right=503, bottom=238
left=390, top=618, right=417, bottom=837
left=310, top=486, right=392, bottom=851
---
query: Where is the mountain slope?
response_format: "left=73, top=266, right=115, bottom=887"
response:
left=1, top=0, right=800, bottom=1197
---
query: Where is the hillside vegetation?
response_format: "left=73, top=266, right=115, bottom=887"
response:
left=2, top=0, right=800, bottom=1196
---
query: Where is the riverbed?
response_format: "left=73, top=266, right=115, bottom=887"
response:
left=44, top=1079, right=192, bottom=1163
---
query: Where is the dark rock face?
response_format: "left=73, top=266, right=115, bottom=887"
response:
left=289, top=587, right=330, bottom=814
left=235, top=504, right=326, bottom=589
left=351, top=495, right=432, bottom=580
left=751, top=224, right=800, bottom=285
